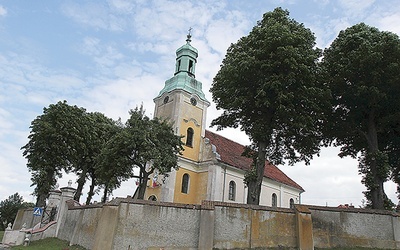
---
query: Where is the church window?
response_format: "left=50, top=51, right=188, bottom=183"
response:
left=190, top=97, right=197, bottom=106
left=163, top=96, right=169, bottom=104
left=148, top=195, right=157, bottom=201
left=181, top=173, right=190, bottom=194
left=186, top=127, right=194, bottom=147
left=176, top=59, right=181, bottom=72
left=188, top=60, right=193, bottom=73
left=290, top=198, right=295, bottom=209
left=272, top=193, right=277, bottom=207
left=228, top=181, right=236, bottom=201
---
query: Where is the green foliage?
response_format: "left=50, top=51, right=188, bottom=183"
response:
left=96, top=105, right=183, bottom=200
left=72, top=112, right=117, bottom=204
left=22, top=101, right=89, bottom=206
left=0, top=193, right=33, bottom=231
left=322, top=23, right=400, bottom=209
left=211, top=8, right=328, bottom=204
left=21, top=101, right=118, bottom=205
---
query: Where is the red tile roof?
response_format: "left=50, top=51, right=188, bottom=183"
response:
left=205, top=130, right=304, bottom=192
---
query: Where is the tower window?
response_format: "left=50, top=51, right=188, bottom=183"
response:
left=272, top=193, right=277, bottom=207
left=186, top=127, right=194, bottom=147
left=228, top=181, right=236, bottom=201
left=176, top=59, right=181, bottom=73
left=181, top=173, right=190, bottom=194
left=188, top=60, right=193, bottom=73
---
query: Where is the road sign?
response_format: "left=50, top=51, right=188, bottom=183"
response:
left=33, top=207, right=43, bottom=216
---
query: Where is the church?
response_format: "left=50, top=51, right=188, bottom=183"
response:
left=144, top=34, right=304, bottom=208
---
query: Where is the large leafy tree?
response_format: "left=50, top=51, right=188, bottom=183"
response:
left=22, top=101, right=88, bottom=206
left=22, top=101, right=119, bottom=205
left=73, top=112, right=117, bottom=205
left=210, top=8, right=329, bottom=205
left=322, top=23, right=400, bottom=210
left=0, top=193, right=34, bottom=230
left=64, top=111, right=114, bottom=204
left=96, top=106, right=183, bottom=201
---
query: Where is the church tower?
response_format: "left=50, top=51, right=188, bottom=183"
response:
left=148, top=32, right=211, bottom=204
left=153, top=32, right=210, bottom=162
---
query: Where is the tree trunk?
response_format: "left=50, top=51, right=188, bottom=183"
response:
left=36, top=169, right=55, bottom=207
left=36, top=193, right=47, bottom=207
left=366, top=110, right=385, bottom=210
left=74, top=170, right=87, bottom=202
left=102, top=183, right=108, bottom=203
left=137, top=169, right=149, bottom=200
left=247, top=141, right=267, bottom=205
left=85, top=177, right=96, bottom=205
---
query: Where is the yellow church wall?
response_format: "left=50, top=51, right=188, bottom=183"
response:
left=173, top=168, right=208, bottom=204
left=154, top=100, right=175, bottom=124
left=179, top=101, right=203, bottom=161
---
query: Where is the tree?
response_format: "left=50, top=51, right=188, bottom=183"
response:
left=96, top=106, right=183, bottom=201
left=322, top=23, right=400, bottom=209
left=0, top=193, right=34, bottom=230
left=22, top=101, right=88, bottom=206
left=210, top=8, right=329, bottom=205
left=72, top=112, right=117, bottom=204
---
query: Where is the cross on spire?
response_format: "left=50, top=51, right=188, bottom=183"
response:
left=186, top=27, right=192, bottom=43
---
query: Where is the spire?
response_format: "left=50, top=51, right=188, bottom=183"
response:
left=155, top=30, right=209, bottom=103
left=174, top=28, right=198, bottom=78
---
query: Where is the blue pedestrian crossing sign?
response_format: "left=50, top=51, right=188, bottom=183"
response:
left=33, top=207, right=43, bottom=216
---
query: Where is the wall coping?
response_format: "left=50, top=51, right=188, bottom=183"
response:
left=307, top=204, right=400, bottom=217
left=65, top=198, right=399, bottom=217
left=66, top=198, right=295, bottom=213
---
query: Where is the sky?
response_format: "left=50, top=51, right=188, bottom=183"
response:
left=0, top=0, right=399, bottom=208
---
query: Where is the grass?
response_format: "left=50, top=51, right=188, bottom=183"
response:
left=9, top=237, right=87, bottom=250
left=315, top=248, right=391, bottom=250
left=0, top=234, right=389, bottom=250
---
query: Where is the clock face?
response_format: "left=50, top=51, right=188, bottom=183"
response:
left=163, top=96, right=169, bottom=104
left=190, top=97, right=197, bottom=106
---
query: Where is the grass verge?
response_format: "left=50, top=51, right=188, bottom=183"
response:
left=10, top=237, right=86, bottom=250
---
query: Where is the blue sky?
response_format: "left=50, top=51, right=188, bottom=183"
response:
left=0, top=0, right=399, bottom=207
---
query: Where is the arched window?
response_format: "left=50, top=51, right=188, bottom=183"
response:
left=148, top=195, right=157, bottom=201
left=186, top=127, right=194, bottom=147
left=272, top=193, right=277, bottom=207
left=181, top=173, right=190, bottom=194
left=290, top=198, right=295, bottom=209
left=188, top=60, right=194, bottom=73
left=228, top=181, right=236, bottom=201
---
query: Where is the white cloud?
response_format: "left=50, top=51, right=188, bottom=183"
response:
left=204, top=10, right=251, bottom=54
left=368, top=7, right=400, bottom=35
left=0, top=5, right=7, bottom=17
left=338, top=0, right=375, bottom=16
left=378, top=13, right=400, bottom=34
left=107, top=0, right=136, bottom=13
left=61, top=2, right=126, bottom=31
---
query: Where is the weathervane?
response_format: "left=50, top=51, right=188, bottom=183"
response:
left=186, top=27, right=192, bottom=43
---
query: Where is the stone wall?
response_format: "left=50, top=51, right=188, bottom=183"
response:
left=12, top=197, right=399, bottom=249
left=62, top=199, right=400, bottom=250
left=310, top=205, right=400, bottom=249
